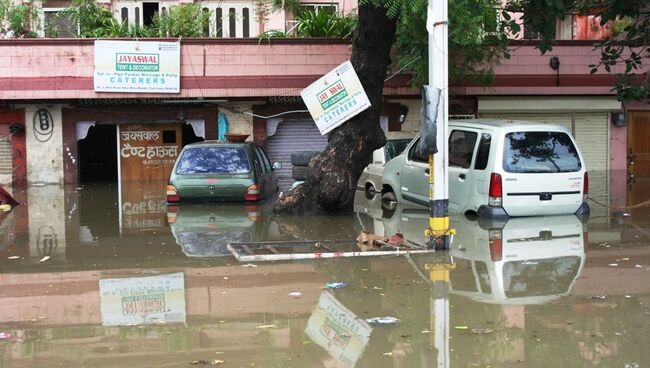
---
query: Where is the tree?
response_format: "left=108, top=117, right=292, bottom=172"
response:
left=273, top=0, right=517, bottom=214
left=273, top=1, right=396, bottom=214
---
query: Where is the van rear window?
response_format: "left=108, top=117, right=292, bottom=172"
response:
left=503, top=131, right=581, bottom=173
left=176, top=147, right=251, bottom=174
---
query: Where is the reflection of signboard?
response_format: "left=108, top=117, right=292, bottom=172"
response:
left=99, top=272, right=186, bottom=326
left=120, top=180, right=168, bottom=232
left=305, top=291, right=372, bottom=368
left=94, top=40, right=180, bottom=93
left=301, top=61, right=371, bottom=135
left=119, top=124, right=180, bottom=181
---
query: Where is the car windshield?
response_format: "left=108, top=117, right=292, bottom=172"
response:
left=176, top=146, right=251, bottom=174
left=502, top=131, right=581, bottom=173
left=385, top=139, right=413, bottom=161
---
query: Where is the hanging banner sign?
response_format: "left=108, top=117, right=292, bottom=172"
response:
left=301, top=61, right=371, bottom=135
left=94, top=40, right=180, bottom=93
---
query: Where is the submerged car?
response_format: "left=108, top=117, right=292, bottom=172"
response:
left=381, top=119, right=590, bottom=219
left=357, top=131, right=418, bottom=196
left=167, top=141, right=281, bottom=203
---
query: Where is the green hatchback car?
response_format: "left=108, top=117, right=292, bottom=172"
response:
left=166, top=141, right=281, bottom=203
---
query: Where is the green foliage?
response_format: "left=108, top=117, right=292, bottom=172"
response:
left=59, top=0, right=114, bottom=37
left=295, top=9, right=356, bottom=38
left=0, top=0, right=39, bottom=38
left=389, top=0, right=516, bottom=87
left=152, top=4, right=212, bottom=37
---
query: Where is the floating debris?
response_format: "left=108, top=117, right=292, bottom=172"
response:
left=325, top=282, right=347, bottom=289
left=471, top=328, right=495, bottom=335
left=366, top=317, right=399, bottom=325
left=382, top=352, right=393, bottom=356
left=242, top=263, right=258, bottom=268
left=256, top=324, right=277, bottom=329
left=7, top=256, right=20, bottom=260
left=288, top=291, right=302, bottom=298
left=38, top=256, right=50, bottom=263
left=590, top=295, right=607, bottom=300
left=0, top=332, right=13, bottom=340
left=454, top=326, right=469, bottom=330
left=608, top=263, right=619, bottom=267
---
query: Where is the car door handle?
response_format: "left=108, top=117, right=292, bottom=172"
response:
left=458, top=173, right=466, bottom=180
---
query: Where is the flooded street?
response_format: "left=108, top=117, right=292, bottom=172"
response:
left=1, top=180, right=649, bottom=367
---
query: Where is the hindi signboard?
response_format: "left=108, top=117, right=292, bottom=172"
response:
left=99, top=272, right=186, bottom=326
left=94, top=40, right=180, bottom=93
left=300, top=61, right=371, bottom=135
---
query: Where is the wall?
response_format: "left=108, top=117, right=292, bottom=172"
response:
left=220, top=102, right=255, bottom=138
left=27, top=184, right=67, bottom=262
left=22, top=105, right=65, bottom=184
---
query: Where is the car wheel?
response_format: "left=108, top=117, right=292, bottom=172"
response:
left=381, top=191, right=397, bottom=211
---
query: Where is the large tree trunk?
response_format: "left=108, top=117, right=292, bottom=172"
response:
left=273, top=3, right=398, bottom=215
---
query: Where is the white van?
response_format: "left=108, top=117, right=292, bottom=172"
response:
left=381, top=119, right=590, bottom=219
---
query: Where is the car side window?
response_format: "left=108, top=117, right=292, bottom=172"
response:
left=474, top=133, right=491, bottom=170
left=449, top=130, right=478, bottom=169
left=254, top=145, right=272, bottom=173
left=407, top=138, right=428, bottom=163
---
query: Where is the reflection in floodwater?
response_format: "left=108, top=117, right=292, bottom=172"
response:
left=0, top=182, right=648, bottom=367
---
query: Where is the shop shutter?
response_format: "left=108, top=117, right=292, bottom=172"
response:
left=266, top=120, right=328, bottom=191
left=0, top=136, right=11, bottom=176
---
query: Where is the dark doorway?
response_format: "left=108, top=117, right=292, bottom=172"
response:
left=182, top=122, right=203, bottom=146
left=142, top=2, right=159, bottom=27
left=78, top=124, right=117, bottom=182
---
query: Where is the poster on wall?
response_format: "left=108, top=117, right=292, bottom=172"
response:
left=99, top=272, right=186, bottom=326
left=94, top=40, right=180, bottom=93
left=300, top=61, right=371, bottom=135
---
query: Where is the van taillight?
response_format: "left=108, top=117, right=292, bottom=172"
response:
left=488, top=229, right=503, bottom=261
left=488, top=172, right=503, bottom=207
left=245, top=184, right=260, bottom=201
left=583, top=172, right=589, bottom=202
left=166, top=185, right=180, bottom=203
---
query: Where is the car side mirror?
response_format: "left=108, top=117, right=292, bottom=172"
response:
left=272, top=162, right=282, bottom=170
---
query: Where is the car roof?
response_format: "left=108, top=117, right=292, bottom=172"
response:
left=449, top=118, right=569, bottom=131
left=183, top=140, right=253, bottom=148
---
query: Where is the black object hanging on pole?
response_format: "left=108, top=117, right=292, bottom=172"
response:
left=417, top=86, right=441, bottom=157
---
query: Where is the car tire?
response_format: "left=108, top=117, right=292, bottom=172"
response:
left=292, top=166, right=309, bottom=181
left=291, top=151, right=319, bottom=167
left=381, top=191, right=397, bottom=211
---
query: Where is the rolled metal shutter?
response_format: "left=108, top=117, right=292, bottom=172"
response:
left=266, top=120, right=328, bottom=191
left=0, top=136, right=12, bottom=184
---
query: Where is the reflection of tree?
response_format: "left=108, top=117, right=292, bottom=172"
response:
left=506, top=132, right=580, bottom=173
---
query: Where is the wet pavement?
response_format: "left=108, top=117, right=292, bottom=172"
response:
left=0, top=180, right=649, bottom=367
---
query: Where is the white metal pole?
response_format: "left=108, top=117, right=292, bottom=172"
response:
left=425, top=0, right=452, bottom=245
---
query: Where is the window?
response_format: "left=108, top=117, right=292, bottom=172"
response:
left=384, top=139, right=412, bottom=162
left=242, top=8, right=250, bottom=37
left=202, top=7, right=210, bottom=36
left=162, top=130, right=176, bottom=144
left=228, top=8, right=236, bottom=37
left=121, top=7, right=129, bottom=24
left=254, top=146, right=272, bottom=173
left=474, top=133, right=491, bottom=170
left=502, top=131, right=581, bottom=173
left=449, top=130, right=478, bottom=169
left=176, top=147, right=251, bottom=174
left=216, top=8, right=223, bottom=37
left=42, top=8, right=77, bottom=37
left=135, top=7, right=140, bottom=26
left=407, top=138, right=428, bottom=163
left=301, top=4, right=337, bottom=14
left=142, top=2, right=159, bottom=27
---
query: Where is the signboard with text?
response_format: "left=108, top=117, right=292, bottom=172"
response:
left=94, top=40, right=180, bottom=93
left=301, top=61, right=371, bottom=135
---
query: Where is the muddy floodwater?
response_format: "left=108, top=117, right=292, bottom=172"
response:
left=1, top=179, right=649, bottom=367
